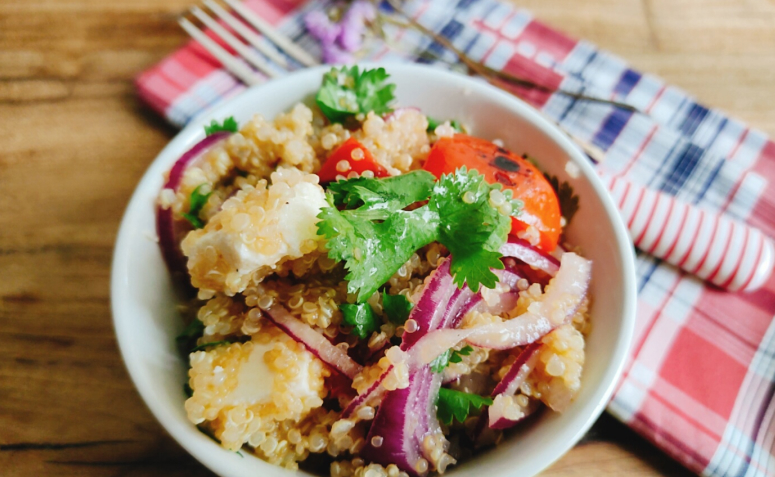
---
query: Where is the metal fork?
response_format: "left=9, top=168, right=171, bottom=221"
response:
left=178, top=1, right=774, bottom=292
left=178, top=0, right=318, bottom=84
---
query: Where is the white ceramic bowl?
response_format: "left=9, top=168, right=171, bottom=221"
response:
left=112, top=63, right=636, bottom=477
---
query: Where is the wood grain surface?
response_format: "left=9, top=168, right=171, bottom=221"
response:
left=2, top=0, right=774, bottom=475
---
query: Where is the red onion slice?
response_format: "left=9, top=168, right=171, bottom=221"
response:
left=360, top=366, right=446, bottom=477
left=491, top=342, right=542, bottom=397
left=341, top=369, right=390, bottom=418
left=156, top=132, right=231, bottom=275
left=500, top=236, right=561, bottom=277
left=263, top=304, right=363, bottom=379
left=408, top=253, right=591, bottom=367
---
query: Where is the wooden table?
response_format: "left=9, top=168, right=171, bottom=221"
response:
left=2, top=0, right=774, bottom=475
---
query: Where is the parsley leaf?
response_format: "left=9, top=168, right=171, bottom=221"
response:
left=317, top=168, right=520, bottom=301
left=316, top=66, right=396, bottom=123
left=436, top=388, right=493, bottom=425
left=341, top=303, right=381, bottom=339
left=544, top=173, right=580, bottom=224
left=204, top=116, right=239, bottom=136
left=430, top=345, right=474, bottom=373
left=382, top=292, right=413, bottom=325
left=182, top=184, right=212, bottom=229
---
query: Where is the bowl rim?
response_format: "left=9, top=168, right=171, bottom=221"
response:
left=111, top=62, right=637, bottom=477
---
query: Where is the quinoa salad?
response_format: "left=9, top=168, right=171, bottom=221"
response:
left=156, top=66, right=592, bottom=477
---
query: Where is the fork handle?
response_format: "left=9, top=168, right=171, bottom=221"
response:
left=600, top=174, right=774, bottom=292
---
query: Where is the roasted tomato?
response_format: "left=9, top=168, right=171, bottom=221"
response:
left=423, top=134, right=561, bottom=251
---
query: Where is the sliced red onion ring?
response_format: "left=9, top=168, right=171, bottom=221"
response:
left=408, top=253, right=591, bottom=368
left=488, top=342, right=542, bottom=429
left=263, top=304, right=363, bottom=379
left=500, top=236, right=561, bottom=277
left=400, top=259, right=456, bottom=350
left=341, top=369, right=390, bottom=419
left=360, top=367, right=445, bottom=477
left=156, top=132, right=231, bottom=275
left=360, top=259, right=465, bottom=476
left=491, top=342, right=542, bottom=397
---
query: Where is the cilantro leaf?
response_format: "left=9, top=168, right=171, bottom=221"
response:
left=430, top=345, right=475, bottom=373
left=204, top=116, right=238, bottom=135
left=317, top=168, right=517, bottom=301
left=328, top=171, right=436, bottom=212
left=356, top=67, right=396, bottom=116
left=430, top=349, right=453, bottom=373
left=436, top=388, right=493, bottom=425
left=318, top=200, right=439, bottom=302
left=315, top=66, right=396, bottom=123
left=182, top=184, right=212, bottom=229
left=450, top=345, right=473, bottom=364
left=429, top=168, right=515, bottom=291
left=341, top=303, right=381, bottom=339
left=382, top=292, right=413, bottom=325
left=545, top=173, right=580, bottom=225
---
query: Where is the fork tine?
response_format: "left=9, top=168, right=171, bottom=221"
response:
left=179, top=17, right=262, bottom=86
left=190, top=6, right=278, bottom=78
left=221, top=0, right=319, bottom=67
left=203, top=0, right=289, bottom=69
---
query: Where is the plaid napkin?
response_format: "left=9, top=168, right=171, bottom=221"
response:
left=136, top=0, right=775, bottom=475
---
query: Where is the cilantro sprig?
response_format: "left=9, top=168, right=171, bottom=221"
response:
left=317, top=169, right=521, bottom=301
left=430, top=345, right=474, bottom=373
left=204, top=116, right=239, bottom=136
left=436, top=387, right=493, bottom=425
left=182, top=184, right=212, bottom=229
left=315, top=66, right=396, bottom=123
left=341, top=303, right=381, bottom=339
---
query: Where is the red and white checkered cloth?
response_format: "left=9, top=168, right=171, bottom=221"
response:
left=136, top=1, right=775, bottom=475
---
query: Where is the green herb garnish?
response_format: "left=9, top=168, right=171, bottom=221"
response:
left=204, top=116, right=239, bottom=135
left=544, top=173, right=580, bottom=224
left=316, top=66, right=396, bottom=123
left=182, top=183, right=212, bottom=229
left=430, top=345, right=474, bottom=373
left=436, top=387, right=493, bottom=425
left=190, top=341, right=232, bottom=353
left=382, top=292, right=413, bottom=325
left=176, top=318, right=205, bottom=353
left=341, top=303, right=381, bottom=339
left=426, top=117, right=463, bottom=133
left=317, top=168, right=521, bottom=301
